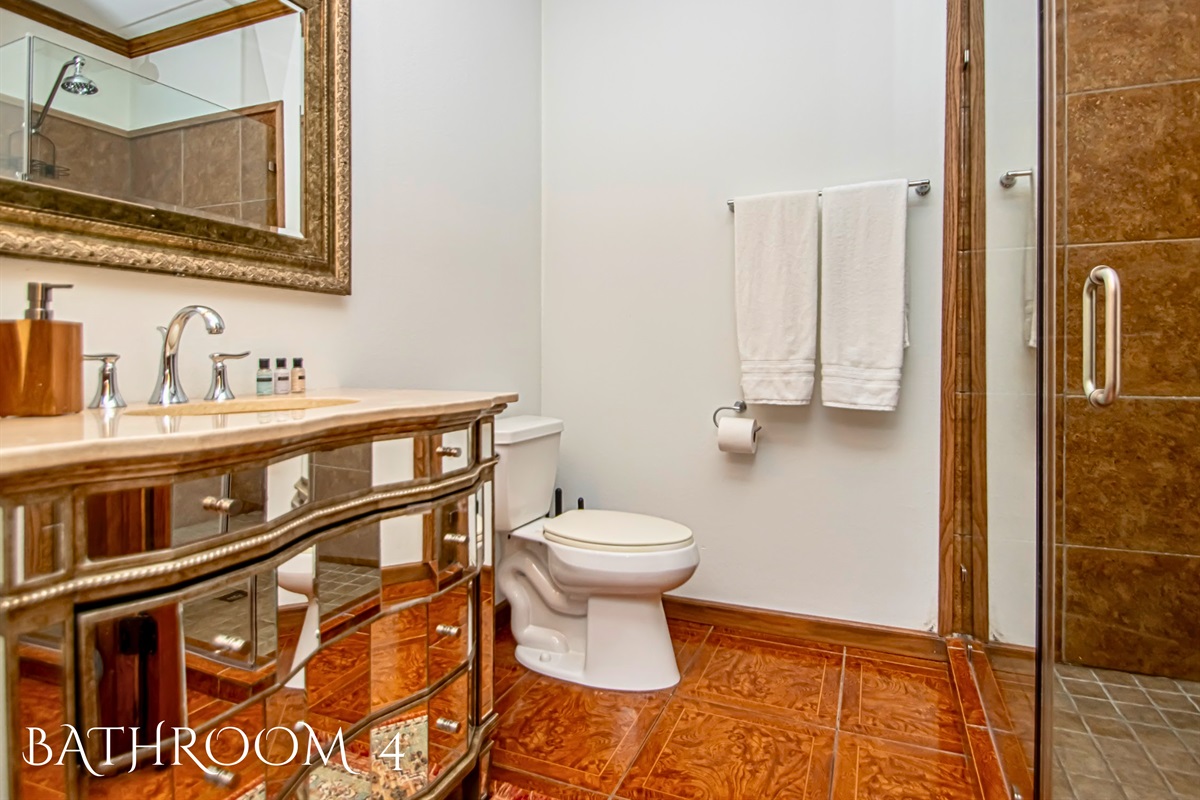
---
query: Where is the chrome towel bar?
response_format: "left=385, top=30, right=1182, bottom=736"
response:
left=727, top=179, right=931, bottom=211
left=1000, top=168, right=1034, bottom=189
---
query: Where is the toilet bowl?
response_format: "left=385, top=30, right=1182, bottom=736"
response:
left=493, top=416, right=700, bottom=692
left=277, top=550, right=315, bottom=597
left=277, top=551, right=319, bottom=689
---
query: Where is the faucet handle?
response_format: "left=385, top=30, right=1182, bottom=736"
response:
left=84, top=353, right=126, bottom=410
left=205, top=351, right=250, bottom=402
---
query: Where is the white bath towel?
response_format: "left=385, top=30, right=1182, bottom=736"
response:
left=734, top=190, right=821, bottom=404
left=819, top=179, right=909, bottom=411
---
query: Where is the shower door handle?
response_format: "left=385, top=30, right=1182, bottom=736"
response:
left=1082, top=265, right=1121, bottom=407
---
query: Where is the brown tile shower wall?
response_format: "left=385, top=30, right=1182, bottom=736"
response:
left=0, top=100, right=130, bottom=198
left=131, top=115, right=279, bottom=228
left=1055, top=0, right=1200, bottom=680
left=37, top=116, right=132, bottom=198
left=0, top=102, right=277, bottom=229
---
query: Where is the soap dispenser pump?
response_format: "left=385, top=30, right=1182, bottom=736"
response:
left=0, top=282, right=83, bottom=416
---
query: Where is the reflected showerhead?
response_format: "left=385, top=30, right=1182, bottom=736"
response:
left=60, top=57, right=98, bottom=96
left=30, top=55, right=99, bottom=134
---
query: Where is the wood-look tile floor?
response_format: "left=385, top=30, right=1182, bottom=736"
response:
left=491, top=621, right=986, bottom=800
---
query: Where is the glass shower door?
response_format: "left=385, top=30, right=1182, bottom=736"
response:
left=978, top=2, right=1042, bottom=796
left=1045, top=1, right=1200, bottom=797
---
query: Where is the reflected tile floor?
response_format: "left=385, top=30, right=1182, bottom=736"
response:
left=1052, top=665, right=1200, bottom=799
left=492, top=621, right=985, bottom=799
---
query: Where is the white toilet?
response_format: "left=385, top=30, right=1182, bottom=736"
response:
left=494, top=416, right=699, bottom=691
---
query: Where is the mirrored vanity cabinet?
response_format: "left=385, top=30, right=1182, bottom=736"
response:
left=0, top=389, right=514, bottom=800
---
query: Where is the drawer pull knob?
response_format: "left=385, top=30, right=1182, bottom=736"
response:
left=435, top=718, right=461, bottom=734
left=436, top=446, right=463, bottom=458
left=202, top=496, right=243, bottom=514
left=212, top=634, right=248, bottom=654
left=436, top=624, right=460, bottom=637
left=443, top=533, right=468, bottom=544
left=201, top=764, right=237, bottom=788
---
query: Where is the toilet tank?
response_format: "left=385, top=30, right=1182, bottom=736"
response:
left=493, top=415, right=564, bottom=532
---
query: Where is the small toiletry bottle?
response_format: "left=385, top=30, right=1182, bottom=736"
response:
left=274, top=358, right=291, bottom=394
left=256, top=358, right=273, bottom=396
left=0, top=283, right=82, bottom=416
left=290, top=357, right=306, bottom=393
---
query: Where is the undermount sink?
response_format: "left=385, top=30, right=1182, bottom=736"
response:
left=125, top=397, right=359, bottom=417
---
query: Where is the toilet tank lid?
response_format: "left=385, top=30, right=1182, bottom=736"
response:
left=494, top=415, right=564, bottom=444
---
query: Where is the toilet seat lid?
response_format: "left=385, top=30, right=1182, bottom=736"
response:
left=542, top=510, right=694, bottom=552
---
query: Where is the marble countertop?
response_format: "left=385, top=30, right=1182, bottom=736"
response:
left=0, top=388, right=517, bottom=477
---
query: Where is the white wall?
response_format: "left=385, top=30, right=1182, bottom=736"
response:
left=0, top=0, right=541, bottom=415
left=984, top=0, right=1040, bottom=646
left=342, top=0, right=542, bottom=406
left=541, top=0, right=947, bottom=630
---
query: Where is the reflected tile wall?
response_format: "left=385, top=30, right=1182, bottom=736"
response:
left=1055, top=0, right=1200, bottom=681
left=34, top=116, right=131, bottom=199
left=0, top=106, right=278, bottom=229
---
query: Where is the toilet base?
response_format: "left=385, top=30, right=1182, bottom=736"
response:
left=514, top=594, right=682, bottom=692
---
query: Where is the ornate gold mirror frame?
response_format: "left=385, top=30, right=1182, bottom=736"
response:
left=0, top=0, right=350, bottom=295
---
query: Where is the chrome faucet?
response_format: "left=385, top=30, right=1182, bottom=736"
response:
left=150, top=305, right=225, bottom=405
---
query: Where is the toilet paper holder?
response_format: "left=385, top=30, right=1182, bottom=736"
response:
left=712, top=401, right=748, bottom=428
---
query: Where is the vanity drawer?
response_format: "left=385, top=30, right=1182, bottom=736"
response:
left=172, top=466, right=267, bottom=545
left=81, top=434, right=422, bottom=564
left=431, top=425, right=474, bottom=477
left=83, top=463, right=270, bottom=560
left=74, top=564, right=284, bottom=769
left=369, top=603, right=430, bottom=710
left=436, top=490, right=484, bottom=585
left=360, top=669, right=471, bottom=798
left=428, top=670, right=472, bottom=774
left=437, top=495, right=470, bottom=581
left=429, top=584, right=471, bottom=684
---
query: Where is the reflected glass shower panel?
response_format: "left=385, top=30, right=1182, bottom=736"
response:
left=0, top=35, right=277, bottom=228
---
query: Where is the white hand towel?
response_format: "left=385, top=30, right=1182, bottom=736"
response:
left=734, top=190, right=820, bottom=405
left=819, top=179, right=909, bottom=411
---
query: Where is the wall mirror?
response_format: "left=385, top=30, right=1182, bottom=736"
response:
left=0, top=0, right=349, bottom=293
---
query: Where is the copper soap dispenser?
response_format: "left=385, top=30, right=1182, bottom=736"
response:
left=0, top=282, right=83, bottom=416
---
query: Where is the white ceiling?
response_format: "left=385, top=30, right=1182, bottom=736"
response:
left=35, top=0, right=264, bottom=39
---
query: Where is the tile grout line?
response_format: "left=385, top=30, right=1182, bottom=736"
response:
left=1051, top=657, right=1144, bottom=797
left=495, top=765, right=607, bottom=800
left=1064, top=235, right=1200, bottom=248
left=1091, top=670, right=1193, bottom=799
left=1061, top=669, right=1131, bottom=800
left=604, top=624, right=714, bottom=800
left=1093, top=672, right=1159, bottom=794
left=1060, top=394, right=1200, bottom=403
left=828, top=647, right=847, bottom=800
left=1065, top=75, right=1200, bottom=98
left=1056, top=750, right=1080, bottom=800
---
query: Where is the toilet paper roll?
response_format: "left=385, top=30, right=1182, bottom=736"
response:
left=717, top=416, right=759, bottom=454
